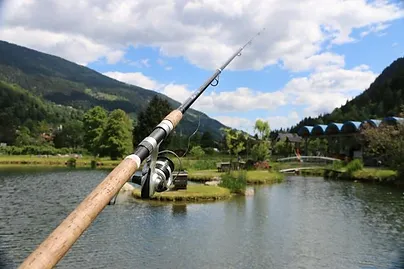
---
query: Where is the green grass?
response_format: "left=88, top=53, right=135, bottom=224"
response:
left=219, top=171, right=247, bottom=193
left=351, top=168, right=397, bottom=182
left=0, top=155, right=120, bottom=168
left=188, top=170, right=221, bottom=181
left=132, top=185, right=231, bottom=201
left=188, top=169, right=284, bottom=184
left=245, top=170, right=284, bottom=184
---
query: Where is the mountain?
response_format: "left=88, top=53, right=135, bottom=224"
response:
left=0, top=80, right=83, bottom=144
left=0, top=40, right=227, bottom=141
left=289, top=57, right=404, bottom=132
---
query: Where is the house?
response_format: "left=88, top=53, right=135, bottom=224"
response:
left=274, top=133, right=303, bottom=145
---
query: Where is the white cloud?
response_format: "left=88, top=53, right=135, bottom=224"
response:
left=392, top=42, right=398, bottom=47
left=106, top=50, right=125, bottom=64
left=284, top=65, right=377, bottom=94
left=213, top=111, right=301, bottom=133
left=360, top=23, right=390, bottom=37
left=1, top=0, right=402, bottom=71
left=0, top=27, right=124, bottom=66
left=103, top=71, right=288, bottom=113
left=266, top=111, right=301, bottom=130
left=103, top=71, right=162, bottom=90
left=104, top=61, right=378, bottom=123
left=213, top=116, right=254, bottom=131
left=282, top=64, right=377, bottom=117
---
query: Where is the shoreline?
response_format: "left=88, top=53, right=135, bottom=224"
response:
left=300, top=168, right=403, bottom=187
left=132, top=185, right=232, bottom=202
left=189, top=169, right=284, bottom=185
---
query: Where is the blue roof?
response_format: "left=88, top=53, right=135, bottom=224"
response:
left=325, top=123, right=344, bottom=134
left=360, top=119, right=381, bottom=128
left=342, top=121, right=361, bottom=132
left=295, top=115, right=402, bottom=137
left=312, top=124, right=327, bottom=135
left=298, top=126, right=313, bottom=136
left=383, top=117, right=404, bottom=124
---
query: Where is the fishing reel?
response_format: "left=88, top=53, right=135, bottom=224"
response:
left=131, top=145, right=176, bottom=199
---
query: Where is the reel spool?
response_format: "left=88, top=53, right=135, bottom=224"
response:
left=131, top=146, right=175, bottom=199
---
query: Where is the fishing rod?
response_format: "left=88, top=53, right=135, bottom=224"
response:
left=19, top=28, right=265, bottom=269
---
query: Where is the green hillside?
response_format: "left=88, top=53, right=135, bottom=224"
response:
left=0, top=80, right=83, bottom=144
left=0, top=40, right=226, bottom=141
left=289, top=57, right=404, bottom=132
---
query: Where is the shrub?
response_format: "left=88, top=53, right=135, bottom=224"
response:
left=332, top=160, right=345, bottom=170
left=254, top=161, right=271, bottom=170
left=219, top=170, right=247, bottom=193
left=251, top=142, right=269, bottom=161
left=346, top=159, right=364, bottom=175
left=203, top=147, right=215, bottom=155
left=189, top=146, right=205, bottom=159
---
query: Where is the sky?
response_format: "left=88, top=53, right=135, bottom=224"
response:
left=0, top=0, right=403, bottom=134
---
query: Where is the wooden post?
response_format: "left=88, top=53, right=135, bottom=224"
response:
left=19, top=158, right=139, bottom=269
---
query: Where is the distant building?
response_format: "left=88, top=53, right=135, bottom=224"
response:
left=273, top=133, right=302, bottom=155
left=297, top=115, right=404, bottom=163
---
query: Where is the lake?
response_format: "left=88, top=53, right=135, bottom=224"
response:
left=0, top=167, right=403, bottom=268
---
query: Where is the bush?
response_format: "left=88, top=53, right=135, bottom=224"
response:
left=219, top=170, right=247, bottom=193
left=251, top=142, right=269, bottom=161
left=189, top=146, right=205, bottom=159
left=67, top=158, right=76, bottom=167
left=0, top=145, right=86, bottom=156
left=186, top=159, right=217, bottom=170
left=203, top=147, right=215, bottom=155
left=332, top=160, right=345, bottom=170
left=254, top=161, right=271, bottom=170
left=346, top=159, right=364, bottom=175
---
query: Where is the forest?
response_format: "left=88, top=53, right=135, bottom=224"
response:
left=288, top=57, right=404, bottom=133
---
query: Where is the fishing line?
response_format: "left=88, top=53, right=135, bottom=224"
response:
left=158, top=149, right=182, bottom=180
left=181, top=114, right=201, bottom=158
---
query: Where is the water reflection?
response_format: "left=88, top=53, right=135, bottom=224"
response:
left=0, top=168, right=403, bottom=268
left=171, top=204, right=187, bottom=215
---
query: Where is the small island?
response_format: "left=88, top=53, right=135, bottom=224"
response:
left=132, top=185, right=231, bottom=202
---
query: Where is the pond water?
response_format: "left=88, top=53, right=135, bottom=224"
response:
left=0, top=167, right=403, bottom=268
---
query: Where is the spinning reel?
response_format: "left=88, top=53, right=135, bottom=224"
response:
left=131, top=144, right=177, bottom=199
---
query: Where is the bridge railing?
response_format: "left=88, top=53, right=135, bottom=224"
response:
left=276, top=156, right=340, bottom=163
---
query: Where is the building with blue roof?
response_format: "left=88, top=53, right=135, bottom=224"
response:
left=297, top=115, right=403, bottom=161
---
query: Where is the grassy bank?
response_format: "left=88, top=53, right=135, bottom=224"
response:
left=297, top=166, right=400, bottom=184
left=246, top=170, right=284, bottom=184
left=132, top=185, right=231, bottom=201
left=305, top=167, right=403, bottom=186
left=0, top=155, right=120, bottom=168
left=188, top=169, right=284, bottom=184
left=188, top=170, right=221, bottom=181
left=343, top=168, right=399, bottom=183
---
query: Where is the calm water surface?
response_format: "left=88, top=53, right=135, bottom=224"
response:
left=0, top=167, right=403, bottom=268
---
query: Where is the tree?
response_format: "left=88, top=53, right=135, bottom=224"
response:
left=251, top=142, right=269, bottom=161
left=99, top=109, right=133, bottom=160
left=83, top=106, right=108, bottom=156
left=273, top=140, right=290, bottom=157
left=53, top=120, right=84, bottom=149
left=200, top=131, right=214, bottom=148
left=254, top=119, right=270, bottom=140
left=222, top=128, right=247, bottom=158
left=361, top=122, right=404, bottom=169
left=133, top=95, right=173, bottom=148
left=14, top=126, right=33, bottom=146
left=190, top=146, right=205, bottom=159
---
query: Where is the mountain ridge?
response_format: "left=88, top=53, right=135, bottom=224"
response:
left=0, top=40, right=227, bottom=141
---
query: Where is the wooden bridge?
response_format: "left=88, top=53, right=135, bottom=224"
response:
left=279, top=166, right=340, bottom=173
left=277, top=156, right=340, bottom=163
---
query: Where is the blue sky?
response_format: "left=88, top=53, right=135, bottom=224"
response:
left=1, top=0, right=404, bottom=134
